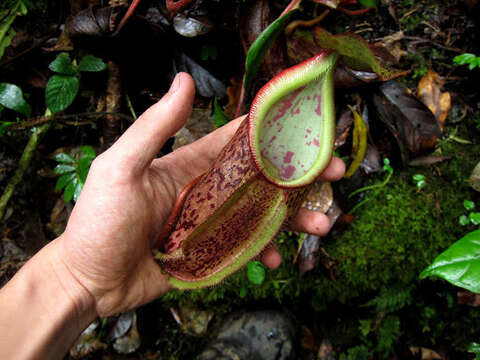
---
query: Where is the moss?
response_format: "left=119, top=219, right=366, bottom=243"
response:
left=316, top=142, right=479, bottom=301
left=161, top=131, right=480, bottom=356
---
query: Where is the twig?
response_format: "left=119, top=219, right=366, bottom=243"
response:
left=6, top=112, right=134, bottom=130
left=336, top=6, right=373, bottom=16
left=403, top=35, right=463, bottom=53
left=284, top=9, right=330, bottom=36
left=0, top=123, right=51, bottom=221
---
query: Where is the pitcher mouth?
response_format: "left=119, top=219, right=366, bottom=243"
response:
left=248, top=52, right=338, bottom=188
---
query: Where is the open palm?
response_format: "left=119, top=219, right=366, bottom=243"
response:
left=57, top=73, right=344, bottom=317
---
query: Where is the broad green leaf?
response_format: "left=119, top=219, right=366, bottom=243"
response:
left=64, top=176, right=78, bottom=203
left=81, top=145, right=96, bottom=159
left=45, top=74, right=79, bottom=114
left=0, top=83, right=31, bottom=116
left=243, top=9, right=297, bottom=94
left=420, top=230, right=480, bottom=293
left=78, top=55, right=107, bottom=72
left=246, top=261, right=266, bottom=285
left=213, top=98, right=231, bottom=128
left=464, top=199, right=476, bottom=211
left=358, top=0, right=378, bottom=8
left=55, top=153, right=76, bottom=164
left=55, top=172, right=75, bottom=191
left=49, top=52, right=77, bottom=76
left=54, top=164, right=75, bottom=175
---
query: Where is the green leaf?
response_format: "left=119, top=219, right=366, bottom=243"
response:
left=470, top=212, right=480, bottom=225
left=54, top=164, right=75, bottom=175
left=358, top=0, right=378, bottom=7
left=213, top=98, right=232, bottom=128
left=0, top=2, right=21, bottom=61
left=453, top=53, right=476, bottom=66
left=63, top=176, right=78, bottom=203
left=55, top=172, right=75, bottom=191
left=459, top=215, right=470, bottom=226
left=0, top=27, right=15, bottom=61
left=49, top=52, right=77, bottom=76
left=314, top=27, right=406, bottom=80
left=358, top=319, right=371, bottom=337
left=383, top=158, right=393, bottom=174
left=45, top=74, right=79, bottom=114
left=239, top=287, right=247, bottom=298
left=420, top=230, right=480, bottom=293
left=0, top=121, right=13, bottom=137
left=243, top=9, right=298, bottom=94
left=464, top=199, right=476, bottom=211
left=246, top=261, right=266, bottom=285
left=73, top=181, right=83, bottom=202
left=78, top=55, right=107, bottom=72
left=81, top=145, right=96, bottom=159
left=412, top=174, right=425, bottom=189
left=0, top=83, right=31, bottom=116
left=77, top=156, right=93, bottom=182
left=55, top=153, right=76, bottom=164
left=469, top=342, right=480, bottom=359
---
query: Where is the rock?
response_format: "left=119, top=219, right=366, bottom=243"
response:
left=196, top=310, right=297, bottom=360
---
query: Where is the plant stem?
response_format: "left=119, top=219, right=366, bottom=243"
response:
left=125, top=92, right=137, bottom=120
left=348, top=171, right=392, bottom=199
left=0, top=123, right=51, bottom=221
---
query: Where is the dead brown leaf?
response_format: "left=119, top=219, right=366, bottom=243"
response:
left=410, top=346, right=444, bottom=359
left=458, top=290, right=480, bottom=306
left=225, top=77, right=243, bottom=118
left=371, top=81, right=442, bottom=165
left=300, top=325, right=316, bottom=351
left=469, top=161, right=480, bottom=192
left=417, top=69, right=451, bottom=130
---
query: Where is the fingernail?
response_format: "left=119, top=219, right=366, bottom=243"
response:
left=169, top=73, right=181, bottom=94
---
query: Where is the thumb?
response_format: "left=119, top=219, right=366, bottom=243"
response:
left=107, top=72, right=195, bottom=174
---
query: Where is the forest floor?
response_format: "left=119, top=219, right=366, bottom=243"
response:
left=1, top=0, right=480, bottom=359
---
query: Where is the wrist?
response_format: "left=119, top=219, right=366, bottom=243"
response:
left=45, top=237, right=98, bottom=332
left=0, top=238, right=97, bottom=359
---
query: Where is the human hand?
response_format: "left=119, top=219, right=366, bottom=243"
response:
left=55, top=73, right=344, bottom=317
